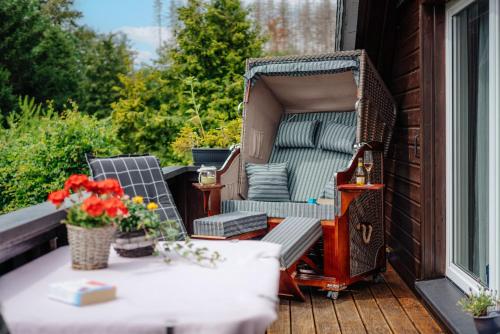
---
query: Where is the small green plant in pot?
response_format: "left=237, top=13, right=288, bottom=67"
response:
left=113, top=195, right=162, bottom=257
left=171, top=77, right=241, bottom=166
left=458, top=288, right=500, bottom=333
left=116, top=195, right=223, bottom=267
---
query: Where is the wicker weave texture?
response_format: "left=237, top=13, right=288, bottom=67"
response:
left=67, top=224, right=116, bottom=270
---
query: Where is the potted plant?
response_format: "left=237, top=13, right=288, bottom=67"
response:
left=458, top=288, right=500, bottom=333
left=48, top=175, right=128, bottom=270
left=113, top=196, right=162, bottom=258
left=171, top=77, right=240, bottom=167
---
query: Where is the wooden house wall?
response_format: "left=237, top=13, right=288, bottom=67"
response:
left=354, top=0, right=447, bottom=286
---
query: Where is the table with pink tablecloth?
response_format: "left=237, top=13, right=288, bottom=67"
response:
left=0, top=240, right=281, bottom=334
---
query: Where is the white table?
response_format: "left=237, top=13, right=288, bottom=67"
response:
left=0, top=240, right=281, bottom=334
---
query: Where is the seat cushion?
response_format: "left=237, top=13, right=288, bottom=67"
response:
left=269, top=112, right=355, bottom=202
left=246, top=163, right=290, bottom=202
left=274, top=120, right=319, bottom=148
left=193, top=211, right=267, bottom=237
left=86, top=154, right=187, bottom=239
left=319, top=122, right=356, bottom=154
left=222, top=200, right=336, bottom=220
left=262, top=217, right=322, bottom=268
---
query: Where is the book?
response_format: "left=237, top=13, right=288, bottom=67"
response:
left=48, top=279, right=116, bottom=306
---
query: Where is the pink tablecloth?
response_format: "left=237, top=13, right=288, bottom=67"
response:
left=0, top=240, right=281, bottom=334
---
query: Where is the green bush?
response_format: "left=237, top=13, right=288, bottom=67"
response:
left=0, top=99, right=121, bottom=214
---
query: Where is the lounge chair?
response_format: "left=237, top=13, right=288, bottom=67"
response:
left=209, top=50, right=396, bottom=300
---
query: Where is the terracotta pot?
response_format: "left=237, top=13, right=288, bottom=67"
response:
left=66, top=224, right=116, bottom=270
left=473, top=311, right=500, bottom=334
left=113, top=229, right=155, bottom=258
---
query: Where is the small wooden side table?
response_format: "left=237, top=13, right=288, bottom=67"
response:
left=337, top=183, right=384, bottom=216
left=192, top=183, right=225, bottom=216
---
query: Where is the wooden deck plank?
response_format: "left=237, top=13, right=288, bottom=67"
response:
left=290, top=291, right=316, bottom=334
left=310, top=291, right=341, bottom=334
left=334, top=292, right=367, bottom=334
left=352, top=284, right=393, bottom=334
left=370, top=282, right=418, bottom=334
left=384, top=267, right=444, bottom=334
left=268, top=299, right=291, bottom=334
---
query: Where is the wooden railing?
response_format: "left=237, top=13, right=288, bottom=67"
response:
left=0, top=166, right=204, bottom=276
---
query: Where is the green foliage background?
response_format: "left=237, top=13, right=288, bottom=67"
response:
left=0, top=0, right=264, bottom=213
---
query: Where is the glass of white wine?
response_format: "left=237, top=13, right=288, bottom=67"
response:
left=364, top=150, right=374, bottom=185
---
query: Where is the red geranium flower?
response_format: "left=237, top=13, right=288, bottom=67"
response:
left=95, top=179, right=124, bottom=197
left=83, top=179, right=99, bottom=193
left=48, top=189, right=69, bottom=207
left=102, top=197, right=128, bottom=217
left=64, top=174, right=90, bottom=193
left=81, top=195, right=105, bottom=217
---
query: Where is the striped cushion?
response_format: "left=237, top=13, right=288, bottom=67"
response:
left=275, top=120, right=319, bottom=148
left=246, top=163, right=290, bottom=202
left=193, top=211, right=267, bottom=237
left=269, top=112, right=355, bottom=202
left=262, top=217, right=322, bottom=268
left=222, top=200, right=337, bottom=220
left=319, top=122, right=356, bottom=154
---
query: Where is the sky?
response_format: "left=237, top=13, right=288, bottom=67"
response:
left=74, top=0, right=171, bottom=65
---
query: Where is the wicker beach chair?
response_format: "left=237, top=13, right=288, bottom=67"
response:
left=213, top=50, right=397, bottom=300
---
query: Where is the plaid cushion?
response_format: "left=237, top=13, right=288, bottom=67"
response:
left=246, top=163, right=291, bottom=202
left=193, top=211, right=267, bottom=237
left=262, top=217, right=322, bottom=268
left=319, top=122, right=356, bottom=154
left=275, top=120, right=319, bottom=148
left=86, top=154, right=187, bottom=239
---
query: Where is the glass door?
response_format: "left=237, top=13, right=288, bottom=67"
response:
left=446, top=0, right=499, bottom=292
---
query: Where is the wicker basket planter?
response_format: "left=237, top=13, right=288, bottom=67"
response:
left=113, top=230, right=155, bottom=258
left=67, top=224, right=116, bottom=270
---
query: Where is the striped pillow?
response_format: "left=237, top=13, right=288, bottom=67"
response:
left=275, top=120, right=319, bottom=148
left=246, top=163, right=290, bottom=202
left=319, top=122, right=356, bottom=154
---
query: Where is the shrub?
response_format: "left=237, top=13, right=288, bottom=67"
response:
left=0, top=99, right=121, bottom=214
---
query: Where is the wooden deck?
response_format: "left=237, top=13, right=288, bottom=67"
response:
left=268, top=265, right=444, bottom=334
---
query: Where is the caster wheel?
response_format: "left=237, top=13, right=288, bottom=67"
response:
left=326, top=291, right=339, bottom=300
left=373, top=273, right=384, bottom=283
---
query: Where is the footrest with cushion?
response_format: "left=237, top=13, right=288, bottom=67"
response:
left=262, top=217, right=322, bottom=269
left=192, top=211, right=267, bottom=239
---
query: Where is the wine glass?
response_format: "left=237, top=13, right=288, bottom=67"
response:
left=364, top=151, right=374, bottom=186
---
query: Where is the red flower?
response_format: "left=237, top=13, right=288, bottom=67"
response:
left=102, top=197, right=128, bottom=217
left=95, top=179, right=124, bottom=197
left=81, top=196, right=105, bottom=217
left=83, top=180, right=99, bottom=193
left=48, top=189, right=69, bottom=207
left=64, top=174, right=90, bottom=193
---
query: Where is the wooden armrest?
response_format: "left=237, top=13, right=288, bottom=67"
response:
left=335, top=141, right=384, bottom=186
left=338, top=183, right=384, bottom=216
left=337, top=184, right=384, bottom=192
left=216, top=147, right=240, bottom=179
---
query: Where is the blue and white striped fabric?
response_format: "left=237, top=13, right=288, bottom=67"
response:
left=262, top=217, right=322, bottom=268
left=193, top=211, right=267, bottom=237
left=319, top=122, right=356, bottom=154
left=246, top=162, right=290, bottom=202
left=222, top=200, right=337, bottom=220
left=275, top=120, right=319, bottom=148
left=269, top=112, right=356, bottom=202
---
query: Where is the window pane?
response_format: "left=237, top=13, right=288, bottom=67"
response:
left=451, top=0, right=489, bottom=284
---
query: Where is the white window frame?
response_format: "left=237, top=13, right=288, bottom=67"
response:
left=445, top=0, right=500, bottom=293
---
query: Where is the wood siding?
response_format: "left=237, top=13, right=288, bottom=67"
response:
left=355, top=0, right=447, bottom=286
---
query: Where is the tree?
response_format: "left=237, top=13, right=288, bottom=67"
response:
left=40, top=0, right=82, bottom=28
left=0, top=0, right=81, bottom=115
left=76, top=29, right=133, bottom=117
left=168, top=0, right=264, bottom=125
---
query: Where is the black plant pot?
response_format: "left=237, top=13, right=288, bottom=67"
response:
left=473, top=312, right=500, bottom=334
left=192, top=148, right=232, bottom=168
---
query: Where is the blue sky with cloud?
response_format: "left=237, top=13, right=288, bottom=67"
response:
left=75, top=0, right=171, bottom=65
